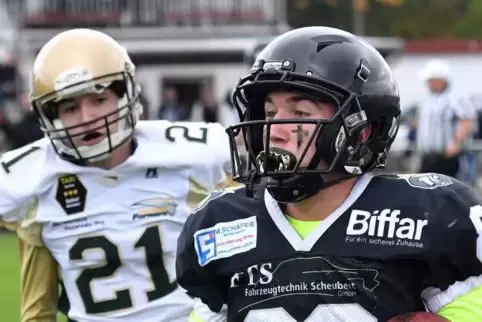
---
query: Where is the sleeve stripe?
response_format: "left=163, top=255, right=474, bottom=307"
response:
left=422, top=274, right=482, bottom=312
left=189, top=299, right=228, bottom=322
left=439, top=285, right=482, bottom=322
left=189, top=311, right=207, bottom=322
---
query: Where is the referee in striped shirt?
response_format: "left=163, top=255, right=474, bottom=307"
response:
left=416, top=59, right=475, bottom=176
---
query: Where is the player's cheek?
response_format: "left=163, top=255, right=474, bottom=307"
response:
left=298, top=145, right=316, bottom=167
left=106, top=113, right=120, bottom=132
left=297, top=128, right=316, bottom=161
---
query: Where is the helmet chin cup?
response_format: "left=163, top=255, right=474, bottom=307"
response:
left=256, top=148, right=297, bottom=174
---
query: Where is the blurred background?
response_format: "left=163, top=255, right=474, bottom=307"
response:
left=1, top=0, right=482, bottom=181
left=2, top=0, right=482, bottom=320
left=0, top=0, right=481, bottom=186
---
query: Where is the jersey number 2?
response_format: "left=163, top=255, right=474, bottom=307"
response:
left=69, top=225, right=176, bottom=314
left=165, top=125, right=208, bottom=143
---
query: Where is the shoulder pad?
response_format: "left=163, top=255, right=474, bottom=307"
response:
left=0, top=140, right=52, bottom=236
left=422, top=175, right=482, bottom=235
left=395, top=173, right=479, bottom=211
left=0, top=139, right=49, bottom=175
left=137, top=120, right=227, bottom=146
left=396, top=173, right=455, bottom=190
left=193, top=186, right=244, bottom=214
left=0, top=139, right=53, bottom=194
left=187, top=186, right=246, bottom=228
left=137, top=120, right=230, bottom=164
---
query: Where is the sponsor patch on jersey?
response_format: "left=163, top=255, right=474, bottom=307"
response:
left=345, top=208, right=428, bottom=249
left=194, top=216, right=257, bottom=266
left=131, top=195, right=177, bottom=220
left=398, top=173, right=453, bottom=189
left=55, top=174, right=87, bottom=215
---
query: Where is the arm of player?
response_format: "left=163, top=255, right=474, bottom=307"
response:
left=176, top=205, right=228, bottom=322
left=0, top=144, right=43, bottom=228
left=0, top=189, right=25, bottom=228
left=189, top=300, right=227, bottom=322
left=18, top=237, right=59, bottom=322
left=0, top=145, right=59, bottom=321
left=422, top=180, right=482, bottom=321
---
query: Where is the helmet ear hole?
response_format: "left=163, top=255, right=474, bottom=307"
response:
left=109, top=80, right=127, bottom=98
left=359, top=125, right=372, bottom=144
left=365, top=121, right=380, bottom=142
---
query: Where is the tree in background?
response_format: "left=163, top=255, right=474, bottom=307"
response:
left=453, top=0, right=482, bottom=38
left=384, top=0, right=467, bottom=39
left=287, top=0, right=478, bottom=40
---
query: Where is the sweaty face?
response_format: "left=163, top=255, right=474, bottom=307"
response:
left=57, top=89, right=119, bottom=148
left=265, top=92, right=336, bottom=168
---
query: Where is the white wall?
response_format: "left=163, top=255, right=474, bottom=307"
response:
left=136, top=63, right=248, bottom=123
left=390, top=53, right=482, bottom=110
left=137, top=52, right=482, bottom=119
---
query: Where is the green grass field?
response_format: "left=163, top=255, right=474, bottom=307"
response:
left=0, top=232, right=67, bottom=322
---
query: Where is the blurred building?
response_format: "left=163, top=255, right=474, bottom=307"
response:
left=17, top=0, right=290, bottom=120
left=0, top=0, right=403, bottom=123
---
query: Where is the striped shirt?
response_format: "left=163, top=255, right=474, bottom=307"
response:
left=416, top=90, right=476, bottom=153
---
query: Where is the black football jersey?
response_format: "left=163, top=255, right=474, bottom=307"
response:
left=176, top=173, right=482, bottom=322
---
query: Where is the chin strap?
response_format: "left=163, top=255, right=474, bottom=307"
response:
left=245, top=169, right=359, bottom=203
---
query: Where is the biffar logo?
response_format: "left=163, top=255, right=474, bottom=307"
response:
left=345, top=209, right=428, bottom=249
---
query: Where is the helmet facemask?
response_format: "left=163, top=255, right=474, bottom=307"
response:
left=32, top=72, right=142, bottom=163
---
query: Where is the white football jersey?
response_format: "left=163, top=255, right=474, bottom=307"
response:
left=0, top=120, right=231, bottom=322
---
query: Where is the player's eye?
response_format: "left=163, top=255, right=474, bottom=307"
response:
left=95, top=97, right=108, bottom=104
left=59, top=104, right=77, bottom=114
left=265, top=110, right=276, bottom=119
left=294, top=111, right=310, bottom=118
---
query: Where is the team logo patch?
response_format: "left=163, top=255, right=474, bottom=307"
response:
left=194, top=216, right=257, bottom=266
left=398, top=173, right=453, bottom=189
left=55, top=174, right=87, bottom=215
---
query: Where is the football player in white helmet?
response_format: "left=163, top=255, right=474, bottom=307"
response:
left=1, top=28, right=232, bottom=322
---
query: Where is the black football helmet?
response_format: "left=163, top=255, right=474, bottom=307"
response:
left=226, top=27, right=401, bottom=203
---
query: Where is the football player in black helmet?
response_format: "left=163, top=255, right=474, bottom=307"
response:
left=177, top=27, right=482, bottom=322
left=227, top=26, right=400, bottom=202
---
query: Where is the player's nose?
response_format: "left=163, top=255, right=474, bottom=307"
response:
left=269, top=122, right=292, bottom=147
left=78, top=101, right=99, bottom=126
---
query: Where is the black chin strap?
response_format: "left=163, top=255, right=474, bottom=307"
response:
left=245, top=168, right=359, bottom=204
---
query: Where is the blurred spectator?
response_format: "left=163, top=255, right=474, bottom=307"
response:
left=386, top=104, right=418, bottom=173
left=401, top=103, right=419, bottom=145
left=224, top=87, right=239, bottom=124
left=138, top=90, right=150, bottom=120
left=7, top=94, right=43, bottom=149
left=157, top=86, right=190, bottom=121
left=189, top=86, right=219, bottom=123
left=0, top=108, right=11, bottom=152
left=416, top=59, right=476, bottom=178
